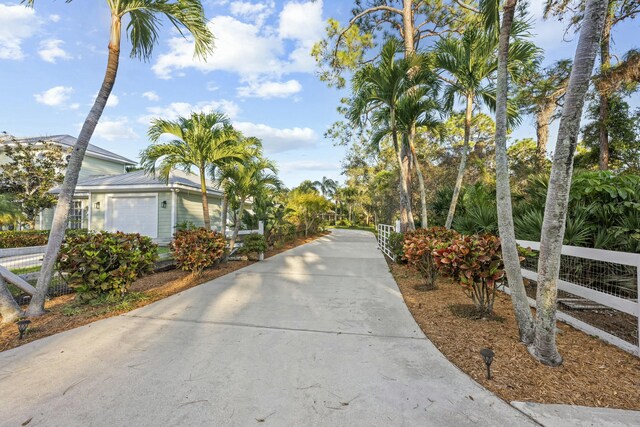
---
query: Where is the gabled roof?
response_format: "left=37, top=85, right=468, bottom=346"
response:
left=3, top=134, right=136, bottom=165
left=52, top=170, right=222, bottom=195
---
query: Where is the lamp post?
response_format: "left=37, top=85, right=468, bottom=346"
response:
left=17, top=319, right=31, bottom=340
left=480, top=348, right=495, bottom=379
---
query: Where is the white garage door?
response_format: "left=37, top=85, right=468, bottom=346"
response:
left=107, top=196, right=158, bottom=238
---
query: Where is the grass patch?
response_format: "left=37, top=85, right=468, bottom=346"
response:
left=9, top=265, right=41, bottom=275
left=156, top=246, right=171, bottom=256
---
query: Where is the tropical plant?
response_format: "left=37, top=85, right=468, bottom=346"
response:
left=25, top=0, right=214, bottom=318
left=141, top=111, right=245, bottom=230
left=238, top=233, right=267, bottom=259
left=348, top=39, right=423, bottom=231
left=435, top=21, right=538, bottom=228
left=313, top=176, right=338, bottom=198
left=287, top=190, right=332, bottom=237
left=171, top=228, right=227, bottom=274
left=219, top=156, right=282, bottom=251
left=57, top=231, right=157, bottom=302
left=403, top=227, right=460, bottom=288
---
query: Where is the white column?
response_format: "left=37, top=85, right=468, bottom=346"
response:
left=395, top=219, right=401, bottom=233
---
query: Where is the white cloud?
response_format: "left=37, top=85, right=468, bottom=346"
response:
left=152, top=1, right=323, bottom=79
left=142, top=91, right=160, bottom=101
left=107, top=94, right=119, bottom=107
left=278, top=159, right=340, bottom=173
left=49, top=14, right=61, bottom=23
left=138, top=99, right=240, bottom=125
left=233, top=121, right=317, bottom=153
left=0, top=4, right=41, bottom=60
left=92, top=117, right=138, bottom=142
left=237, top=79, right=302, bottom=98
left=38, top=39, right=72, bottom=63
left=70, top=103, right=80, bottom=110
left=34, top=86, right=73, bottom=107
left=229, top=1, right=275, bottom=26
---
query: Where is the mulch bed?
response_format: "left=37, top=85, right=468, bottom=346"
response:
left=0, top=232, right=328, bottom=353
left=387, top=260, right=640, bottom=410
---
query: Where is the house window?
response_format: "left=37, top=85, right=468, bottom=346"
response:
left=68, top=201, right=84, bottom=229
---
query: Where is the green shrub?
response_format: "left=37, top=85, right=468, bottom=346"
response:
left=388, top=231, right=405, bottom=261
left=57, top=231, right=157, bottom=302
left=238, top=233, right=267, bottom=259
left=432, top=235, right=507, bottom=317
left=0, top=230, right=49, bottom=248
left=403, top=227, right=460, bottom=288
left=0, top=229, right=89, bottom=249
left=337, top=218, right=352, bottom=227
left=171, top=228, right=227, bottom=273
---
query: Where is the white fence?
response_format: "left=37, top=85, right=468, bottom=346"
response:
left=517, top=240, right=639, bottom=356
left=377, top=221, right=401, bottom=261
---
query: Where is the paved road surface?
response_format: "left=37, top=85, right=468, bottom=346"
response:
left=0, top=229, right=537, bottom=426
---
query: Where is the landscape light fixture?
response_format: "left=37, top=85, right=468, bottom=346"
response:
left=17, top=319, right=31, bottom=340
left=94, top=201, right=101, bottom=210
left=161, top=200, right=167, bottom=209
left=480, top=348, right=495, bottom=379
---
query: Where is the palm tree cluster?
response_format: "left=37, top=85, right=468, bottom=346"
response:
left=326, top=0, right=620, bottom=366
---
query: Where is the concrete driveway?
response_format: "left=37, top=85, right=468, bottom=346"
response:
left=0, top=229, right=536, bottom=426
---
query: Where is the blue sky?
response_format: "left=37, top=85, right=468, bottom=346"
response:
left=0, top=1, right=637, bottom=188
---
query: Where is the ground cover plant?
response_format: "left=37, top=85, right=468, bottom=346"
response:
left=57, top=231, right=157, bottom=302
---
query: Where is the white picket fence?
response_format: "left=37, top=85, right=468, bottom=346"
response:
left=516, top=240, right=640, bottom=356
left=377, top=221, right=401, bottom=261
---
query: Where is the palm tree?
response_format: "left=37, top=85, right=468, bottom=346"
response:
left=532, top=0, right=607, bottom=366
left=313, top=176, right=338, bottom=199
left=25, top=0, right=213, bottom=317
left=349, top=39, right=422, bottom=232
left=370, top=85, right=441, bottom=227
left=435, top=24, right=536, bottom=228
left=141, top=112, right=245, bottom=230
left=488, top=0, right=536, bottom=344
left=219, top=156, right=282, bottom=251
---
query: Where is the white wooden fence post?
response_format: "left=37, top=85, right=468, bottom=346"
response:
left=258, top=220, right=265, bottom=261
left=395, top=220, right=401, bottom=233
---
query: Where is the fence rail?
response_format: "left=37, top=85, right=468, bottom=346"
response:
left=516, top=239, right=639, bottom=356
left=377, top=221, right=400, bottom=261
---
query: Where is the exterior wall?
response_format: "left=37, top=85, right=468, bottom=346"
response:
left=38, top=198, right=89, bottom=230
left=90, top=193, right=106, bottom=230
left=80, top=156, right=127, bottom=179
left=156, top=191, right=173, bottom=239
left=176, top=191, right=222, bottom=230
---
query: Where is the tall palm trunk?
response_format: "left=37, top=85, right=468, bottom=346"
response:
left=392, top=120, right=415, bottom=232
left=26, top=14, right=122, bottom=317
left=199, top=170, right=211, bottom=230
left=597, top=1, right=614, bottom=170
left=445, top=93, right=473, bottom=229
left=0, top=276, right=21, bottom=324
left=494, top=0, right=535, bottom=344
left=221, top=193, right=228, bottom=235
left=408, top=126, right=428, bottom=227
left=401, top=0, right=415, bottom=56
left=531, top=0, right=607, bottom=366
left=229, top=199, right=245, bottom=251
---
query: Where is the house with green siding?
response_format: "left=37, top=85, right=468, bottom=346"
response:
left=5, top=135, right=223, bottom=243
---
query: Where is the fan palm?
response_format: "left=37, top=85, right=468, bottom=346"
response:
left=25, top=0, right=214, bottom=317
left=219, top=157, right=282, bottom=251
left=435, top=23, right=537, bottom=228
left=141, top=112, right=246, bottom=230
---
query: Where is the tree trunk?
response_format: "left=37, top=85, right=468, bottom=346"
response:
left=494, top=0, right=535, bottom=344
left=531, top=0, right=607, bottom=366
left=598, top=1, right=614, bottom=171
left=221, top=193, right=228, bottom=236
left=229, top=199, right=245, bottom=252
left=0, top=275, right=21, bottom=324
left=401, top=0, right=415, bottom=56
left=26, top=14, right=122, bottom=317
left=445, top=93, right=473, bottom=229
left=536, top=103, right=553, bottom=162
left=200, top=170, right=211, bottom=230
left=409, top=126, right=428, bottom=228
